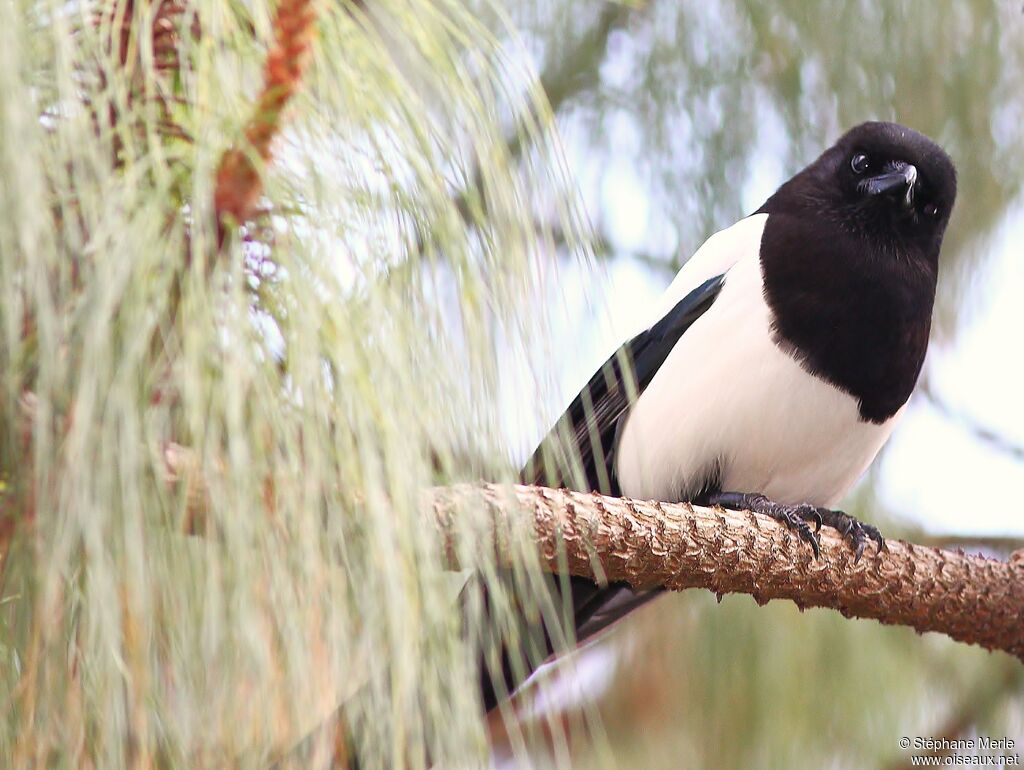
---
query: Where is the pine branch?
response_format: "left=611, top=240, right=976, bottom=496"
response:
left=276, top=478, right=1024, bottom=766
left=431, top=483, right=1024, bottom=661
left=157, top=446, right=1024, bottom=658
left=214, top=0, right=318, bottom=235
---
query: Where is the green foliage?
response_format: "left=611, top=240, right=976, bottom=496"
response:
left=0, top=0, right=588, bottom=766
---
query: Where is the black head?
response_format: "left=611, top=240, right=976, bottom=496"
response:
left=762, top=121, right=957, bottom=262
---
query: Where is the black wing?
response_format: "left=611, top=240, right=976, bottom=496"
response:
left=520, top=273, right=726, bottom=494
left=474, top=272, right=726, bottom=714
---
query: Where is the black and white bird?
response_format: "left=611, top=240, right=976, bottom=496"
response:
left=473, top=121, right=957, bottom=713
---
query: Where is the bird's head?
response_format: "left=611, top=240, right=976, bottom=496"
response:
left=770, top=122, right=957, bottom=261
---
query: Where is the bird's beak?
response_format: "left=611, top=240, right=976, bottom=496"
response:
left=862, top=164, right=918, bottom=209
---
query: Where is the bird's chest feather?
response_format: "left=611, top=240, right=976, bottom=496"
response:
left=615, top=251, right=906, bottom=507
left=759, top=215, right=936, bottom=424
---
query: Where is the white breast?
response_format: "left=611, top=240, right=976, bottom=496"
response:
left=615, top=217, right=901, bottom=508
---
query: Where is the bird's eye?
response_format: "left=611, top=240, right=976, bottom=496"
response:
left=850, top=154, right=870, bottom=174
left=923, top=203, right=940, bottom=217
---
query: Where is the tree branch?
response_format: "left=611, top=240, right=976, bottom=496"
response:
left=214, top=0, right=318, bottom=236
left=432, top=483, right=1024, bottom=661
left=159, top=443, right=1024, bottom=659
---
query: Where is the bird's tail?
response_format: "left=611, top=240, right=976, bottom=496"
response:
left=462, top=569, right=662, bottom=713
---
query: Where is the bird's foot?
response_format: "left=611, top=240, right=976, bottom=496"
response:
left=698, top=492, right=885, bottom=562
left=700, top=492, right=822, bottom=558
left=813, top=507, right=885, bottom=562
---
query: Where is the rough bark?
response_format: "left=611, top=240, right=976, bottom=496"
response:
left=431, top=483, right=1024, bottom=661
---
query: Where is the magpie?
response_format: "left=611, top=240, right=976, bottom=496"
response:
left=472, top=121, right=957, bottom=713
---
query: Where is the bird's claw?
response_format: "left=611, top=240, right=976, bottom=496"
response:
left=700, top=492, right=883, bottom=562
left=759, top=500, right=822, bottom=558
left=810, top=508, right=823, bottom=533
left=794, top=513, right=821, bottom=558
left=814, top=508, right=885, bottom=563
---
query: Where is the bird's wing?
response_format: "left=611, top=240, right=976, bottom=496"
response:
left=520, top=273, right=726, bottom=494
left=474, top=274, right=727, bottom=713
left=475, top=215, right=766, bottom=712
left=520, top=212, right=769, bottom=493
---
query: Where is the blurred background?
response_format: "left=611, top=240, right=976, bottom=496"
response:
left=2, top=0, right=1022, bottom=767
left=481, top=1, right=1024, bottom=767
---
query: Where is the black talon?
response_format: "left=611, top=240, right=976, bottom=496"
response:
left=853, top=537, right=866, bottom=564
left=699, top=492, right=822, bottom=558
left=863, top=523, right=886, bottom=551
left=814, top=507, right=885, bottom=560
left=698, top=492, right=882, bottom=562
left=801, top=523, right=821, bottom=558
left=790, top=507, right=822, bottom=557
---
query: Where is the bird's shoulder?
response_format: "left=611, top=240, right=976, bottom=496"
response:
left=639, top=213, right=768, bottom=335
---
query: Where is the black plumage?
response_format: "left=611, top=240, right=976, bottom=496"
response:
left=522, top=274, right=726, bottom=494
left=759, top=122, right=956, bottom=423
